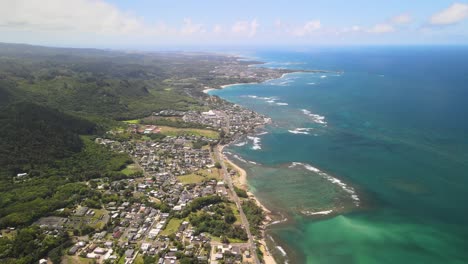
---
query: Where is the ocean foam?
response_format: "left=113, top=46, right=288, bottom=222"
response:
left=233, top=154, right=247, bottom=163
left=301, top=209, right=333, bottom=216
left=247, top=136, right=262, bottom=150
left=234, top=141, right=247, bottom=147
left=247, top=95, right=279, bottom=103
left=290, top=162, right=360, bottom=206
left=307, top=82, right=316, bottom=85
left=277, top=246, right=288, bottom=256
left=288, top=128, right=313, bottom=135
left=276, top=102, right=288, bottom=106
left=256, top=131, right=269, bottom=136
left=301, top=109, right=327, bottom=125
left=320, top=75, right=327, bottom=78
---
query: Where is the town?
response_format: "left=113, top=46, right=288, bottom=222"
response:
left=30, top=99, right=272, bottom=264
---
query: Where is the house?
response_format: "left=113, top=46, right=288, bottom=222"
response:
left=141, top=243, right=151, bottom=251
left=68, top=245, right=79, bottom=255
left=125, top=249, right=135, bottom=258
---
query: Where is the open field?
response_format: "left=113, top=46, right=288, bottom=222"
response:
left=178, top=174, right=206, bottom=184
left=63, top=255, right=95, bottom=264
left=121, top=164, right=142, bottom=176
left=160, top=218, right=183, bottom=236
left=158, top=126, right=219, bottom=139
left=178, top=168, right=222, bottom=184
left=123, top=119, right=140, bottom=124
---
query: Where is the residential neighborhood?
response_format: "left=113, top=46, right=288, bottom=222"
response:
left=29, top=98, right=270, bottom=264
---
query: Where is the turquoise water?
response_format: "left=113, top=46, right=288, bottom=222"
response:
left=210, top=47, right=468, bottom=263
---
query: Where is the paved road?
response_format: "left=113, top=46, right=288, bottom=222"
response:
left=214, top=145, right=260, bottom=264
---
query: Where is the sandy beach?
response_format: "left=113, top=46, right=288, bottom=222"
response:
left=219, top=145, right=277, bottom=264
left=202, top=88, right=215, bottom=94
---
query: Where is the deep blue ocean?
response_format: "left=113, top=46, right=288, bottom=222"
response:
left=209, top=46, right=468, bottom=264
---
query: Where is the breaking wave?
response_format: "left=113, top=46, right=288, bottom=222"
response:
left=289, top=162, right=360, bottom=206
left=288, top=128, right=313, bottom=135
left=247, top=136, right=262, bottom=150
left=301, top=109, right=327, bottom=125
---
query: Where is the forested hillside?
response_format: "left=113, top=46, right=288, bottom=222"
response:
left=0, top=43, right=232, bottom=120
left=0, top=102, right=96, bottom=178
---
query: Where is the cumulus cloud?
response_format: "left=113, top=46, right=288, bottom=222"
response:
left=0, top=0, right=150, bottom=34
left=292, top=20, right=321, bottom=36
left=231, top=19, right=259, bottom=37
left=181, top=18, right=204, bottom=35
left=430, top=2, right=468, bottom=25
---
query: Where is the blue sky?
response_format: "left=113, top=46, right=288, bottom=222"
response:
left=1, top=0, right=468, bottom=48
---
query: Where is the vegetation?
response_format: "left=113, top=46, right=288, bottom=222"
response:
left=0, top=102, right=96, bottom=179
left=242, top=200, right=265, bottom=236
left=0, top=226, right=70, bottom=264
left=0, top=43, right=260, bottom=263
left=189, top=203, right=247, bottom=241
left=234, top=186, right=249, bottom=198
left=177, top=174, right=206, bottom=184
left=141, top=117, right=209, bottom=129
left=158, top=126, right=219, bottom=139
left=180, top=196, right=223, bottom=217
left=160, top=218, right=183, bottom=236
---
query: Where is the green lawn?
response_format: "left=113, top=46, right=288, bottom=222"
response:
left=158, top=126, right=219, bottom=139
left=121, top=164, right=141, bottom=176
left=178, top=168, right=222, bottom=184
left=63, top=255, right=95, bottom=264
left=123, top=119, right=140, bottom=124
left=178, top=174, right=206, bottom=184
left=160, top=218, right=183, bottom=236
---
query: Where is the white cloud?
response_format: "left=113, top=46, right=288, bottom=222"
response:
left=0, top=0, right=150, bottom=35
left=231, top=19, right=259, bottom=37
left=292, top=20, right=321, bottom=36
left=368, top=23, right=395, bottom=34
left=430, top=3, right=468, bottom=25
left=391, top=13, right=412, bottom=25
left=366, top=13, right=410, bottom=34
left=181, top=18, right=204, bottom=35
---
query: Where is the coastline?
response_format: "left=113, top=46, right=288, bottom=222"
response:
left=219, top=145, right=278, bottom=264
left=206, top=56, right=340, bottom=263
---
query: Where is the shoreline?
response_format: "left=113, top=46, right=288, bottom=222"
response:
left=219, top=145, right=278, bottom=264
left=206, top=56, right=341, bottom=263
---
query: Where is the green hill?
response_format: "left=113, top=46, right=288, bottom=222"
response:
left=0, top=102, right=96, bottom=178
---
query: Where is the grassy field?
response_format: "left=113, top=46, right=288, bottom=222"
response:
left=63, top=255, right=95, bottom=264
left=160, top=218, right=183, bottom=236
left=123, top=119, right=140, bottom=124
left=121, top=164, right=142, bottom=176
left=178, top=174, right=206, bottom=184
left=178, top=168, right=222, bottom=184
left=158, top=126, right=219, bottom=139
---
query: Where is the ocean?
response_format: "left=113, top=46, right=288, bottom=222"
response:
left=209, top=46, right=468, bottom=264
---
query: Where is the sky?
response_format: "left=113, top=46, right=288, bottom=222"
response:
left=1, top=0, right=468, bottom=49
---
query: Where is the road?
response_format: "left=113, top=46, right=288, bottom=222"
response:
left=214, top=145, right=261, bottom=264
